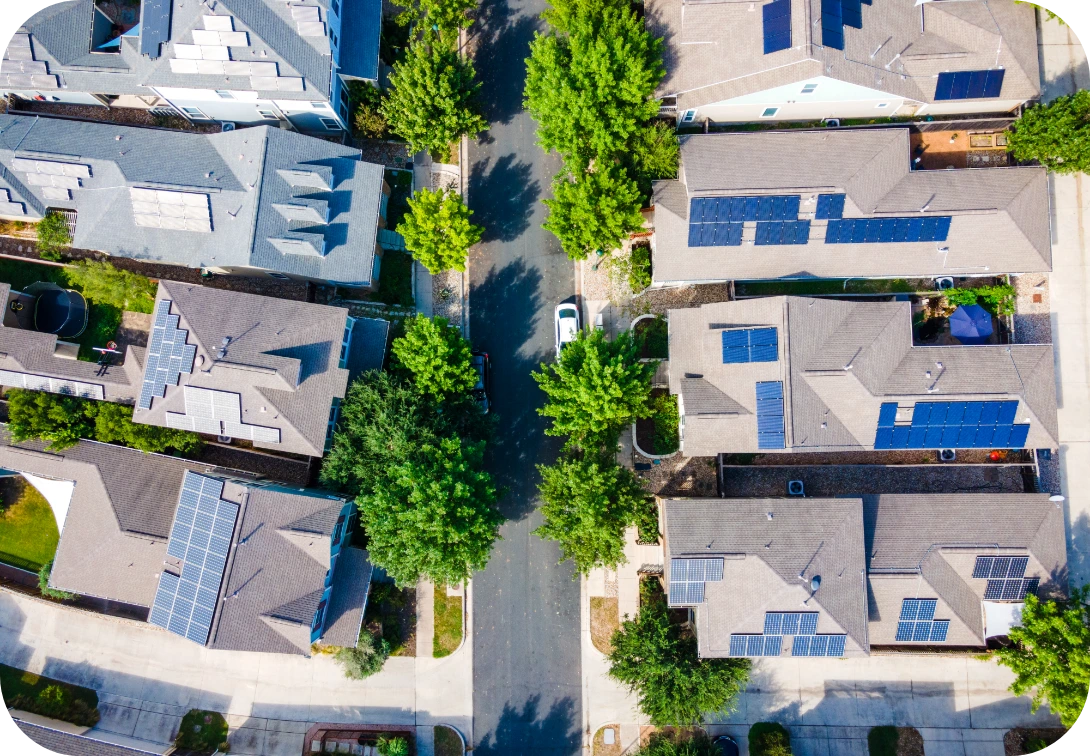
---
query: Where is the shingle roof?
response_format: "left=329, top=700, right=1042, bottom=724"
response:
left=338, top=0, right=382, bottom=81
left=664, top=497, right=869, bottom=657
left=649, top=0, right=1040, bottom=112
left=15, top=720, right=162, bottom=756
left=131, top=281, right=350, bottom=457
left=653, top=129, right=1051, bottom=283
left=668, top=297, right=1058, bottom=456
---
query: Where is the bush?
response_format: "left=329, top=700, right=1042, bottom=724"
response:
left=37, top=560, right=76, bottom=601
left=632, top=731, right=720, bottom=756
left=348, top=81, right=389, bottom=139
left=64, top=260, right=156, bottom=313
left=391, top=315, right=478, bottom=399
left=944, top=284, right=1016, bottom=316
left=629, top=244, right=652, bottom=292
left=174, top=709, right=229, bottom=753
left=868, top=726, right=898, bottom=756
left=377, top=735, right=411, bottom=756
left=637, top=316, right=668, bottom=359
left=336, top=628, right=391, bottom=679
left=9, top=685, right=100, bottom=727
left=35, top=212, right=71, bottom=262
left=1007, top=89, right=1090, bottom=173
left=749, top=722, right=792, bottom=756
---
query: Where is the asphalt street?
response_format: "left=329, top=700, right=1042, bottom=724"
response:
left=467, top=0, right=583, bottom=753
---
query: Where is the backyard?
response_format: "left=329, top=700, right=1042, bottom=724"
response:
left=0, top=476, right=59, bottom=573
left=0, top=662, right=100, bottom=727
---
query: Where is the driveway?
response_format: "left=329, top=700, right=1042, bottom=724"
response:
left=466, top=0, right=583, bottom=753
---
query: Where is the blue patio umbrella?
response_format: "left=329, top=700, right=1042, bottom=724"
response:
left=949, top=304, right=993, bottom=345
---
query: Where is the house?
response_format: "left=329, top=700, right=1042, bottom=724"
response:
left=0, top=432, right=373, bottom=655
left=667, top=297, right=1058, bottom=456
left=16, top=720, right=166, bottom=756
left=651, top=129, right=1050, bottom=285
left=131, top=280, right=353, bottom=457
left=2, top=0, right=383, bottom=133
left=662, top=493, right=1066, bottom=658
left=0, top=114, right=393, bottom=286
left=648, top=0, right=1040, bottom=125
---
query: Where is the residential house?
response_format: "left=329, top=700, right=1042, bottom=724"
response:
left=131, top=280, right=353, bottom=458
left=16, top=721, right=166, bottom=756
left=2, top=0, right=383, bottom=133
left=662, top=493, right=1066, bottom=658
left=652, top=129, right=1050, bottom=285
left=0, top=114, right=393, bottom=286
left=0, top=433, right=373, bottom=655
left=667, top=297, right=1058, bottom=456
left=648, top=0, right=1039, bottom=125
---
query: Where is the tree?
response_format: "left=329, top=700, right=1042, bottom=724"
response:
left=525, top=0, right=664, bottom=171
left=400, top=187, right=483, bottom=274
left=995, top=585, right=1090, bottom=727
left=7, top=389, right=94, bottom=451
left=608, top=581, right=750, bottom=725
left=532, top=328, right=654, bottom=448
left=396, top=0, right=475, bottom=47
left=632, top=731, right=721, bottom=756
left=91, top=401, right=203, bottom=455
left=64, top=260, right=156, bottom=313
left=382, top=41, right=486, bottom=157
left=1007, top=90, right=1090, bottom=173
left=35, top=212, right=71, bottom=262
left=543, top=166, right=645, bottom=260
left=627, top=121, right=680, bottom=194
left=536, top=452, right=649, bottom=574
left=335, top=628, right=391, bottom=679
left=357, top=435, right=502, bottom=586
left=347, top=81, right=389, bottom=139
left=392, top=315, right=478, bottom=399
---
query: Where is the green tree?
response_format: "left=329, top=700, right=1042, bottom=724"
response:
left=995, top=585, right=1090, bottom=727
left=536, top=452, right=649, bottom=574
left=396, top=0, right=475, bottom=47
left=532, top=328, right=654, bottom=448
left=38, top=559, right=77, bottom=601
left=392, top=315, right=478, bottom=399
left=632, top=731, right=721, bottom=756
left=627, top=121, right=680, bottom=193
left=35, top=212, right=71, bottom=262
left=609, top=581, right=750, bottom=725
left=544, top=166, right=645, bottom=260
left=347, top=80, right=389, bottom=139
left=7, top=389, right=93, bottom=451
left=525, top=0, right=664, bottom=170
left=382, top=41, right=486, bottom=158
left=1007, top=90, right=1090, bottom=173
left=358, top=436, right=502, bottom=586
left=400, top=187, right=483, bottom=274
left=64, top=260, right=156, bottom=313
left=91, top=401, right=203, bottom=455
left=335, top=628, right=391, bottom=679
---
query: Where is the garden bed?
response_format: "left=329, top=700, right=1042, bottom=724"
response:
left=749, top=722, right=791, bottom=756
left=0, top=662, right=99, bottom=727
left=365, top=581, right=417, bottom=657
left=0, top=476, right=59, bottom=572
left=176, top=709, right=229, bottom=754
left=434, top=724, right=464, bottom=756
left=735, top=278, right=930, bottom=297
left=1004, top=727, right=1069, bottom=755
left=635, top=389, right=680, bottom=456
left=376, top=250, right=415, bottom=307
left=593, top=724, right=622, bottom=756
left=433, top=587, right=463, bottom=658
left=868, top=726, right=924, bottom=756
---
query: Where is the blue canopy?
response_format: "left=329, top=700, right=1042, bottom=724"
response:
left=949, top=304, right=993, bottom=344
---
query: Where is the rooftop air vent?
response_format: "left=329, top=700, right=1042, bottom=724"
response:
left=940, top=449, right=957, bottom=462
left=787, top=480, right=805, bottom=496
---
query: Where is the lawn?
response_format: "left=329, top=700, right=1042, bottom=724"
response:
left=385, top=168, right=414, bottom=231
left=433, top=587, right=463, bottom=658
left=0, top=662, right=100, bottom=727
left=376, top=250, right=415, bottom=307
left=0, top=476, right=59, bottom=572
left=434, top=725, right=463, bottom=756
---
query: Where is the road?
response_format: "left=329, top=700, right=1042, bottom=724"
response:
left=466, top=0, right=584, bottom=753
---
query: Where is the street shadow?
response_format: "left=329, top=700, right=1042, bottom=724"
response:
left=470, top=153, right=541, bottom=243
left=471, top=0, right=541, bottom=127
left=0, top=593, right=33, bottom=676
left=473, top=694, right=581, bottom=756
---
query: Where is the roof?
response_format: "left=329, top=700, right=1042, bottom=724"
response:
left=0, top=115, right=385, bottom=284
left=343, top=316, right=389, bottom=379
left=131, top=281, right=351, bottom=457
left=0, top=283, right=144, bottom=404
left=652, top=129, right=1051, bottom=283
left=14, top=0, right=338, bottom=100
left=863, top=494, right=1067, bottom=646
left=210, top=486, right=370, bottom=655
left=668, top=297, right=1058, bottom=456
left=663, top=497, right=869, bottom=658
left=15, top=720, right=164, bottom=756
left=338, top=0, right=382, bottom=81
left=648, top=0, right=1040, bottom=112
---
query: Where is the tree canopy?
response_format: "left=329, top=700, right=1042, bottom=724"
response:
left=536, top=452, right=649, bottom=575
left=35, top=212, right=71, bottom=262
left=532, top=328, right=654, bottom=449
left=1007, top=90, right=1090, bottom=173
left=392, top=315, right=479, bottom=399
left=608, top=581, right=750, bottom=725
left=64, top=260, right=156, bottom=314
left=543, top=166, right=645, bottom=260
left=995, top=585, right=1090, bottom=727
left=400, top=187, right=483, bottom=274
left=396, top=0, right=475, bottom=47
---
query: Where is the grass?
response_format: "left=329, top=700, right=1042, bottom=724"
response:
left=365, top=582, right=416, bottom=656
left=376, top=250, right=415, bottom=307
left=635, top=497, right=659, bottom=544
left=174, top=709, right=229, bottom=754
left=434, top=725, right=463, bottom=756
left=385, top=169, right=414, bottom=231
left=0, top=477, right=59, bottom=572
left=433, top=587, right=463, bottom=658
left=735, top=278, right=920, bottom=297
left=651, top=393, right=680, bottom=455
left=0, top=662, right=99, bottom=727
left=590, top=597, right=619, bottom=655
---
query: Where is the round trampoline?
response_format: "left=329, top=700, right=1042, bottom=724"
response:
left=22, top=282, right=89, bottom=339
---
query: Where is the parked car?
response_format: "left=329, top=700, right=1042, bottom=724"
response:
left=554, top=303, right=580, bottom=358
left=714, top=735, right=739, bottom=756
left=471, top=352, right=490, bottom=414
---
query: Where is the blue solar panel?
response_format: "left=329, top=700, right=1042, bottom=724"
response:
left=821, top=0, right=844, bottom=49
left=792, top=636, right=811, bottom=656
left=895, top=622, right=913, bottom=641
left=874, top=427, right=893, bottom=449
left=763, top=635, right=783, bottom=656
left=901, top=599, right=920, bottom=621
left=1009, top=424, right=1030, bottom=447
left=138, top=299, right=197, bottom=410
left=877, top=403, right=898, bottom=428
left=982, top=69, right=1005, bottom=97
left=756, top=381, right=786, bottom=450
left=890, top=426, right=910, bottom=448
left=729, top=635, right=748, bottom=656
left=722, top=328, right=778, bottom=363
left=815, top=194, right=845, bottom=220
left=842, top=0, right=862, bottom=28
left=809, top=635, right=829, bottom=657
left=823, top=216, right=953, bottom=244
left=826, top=635, right=846, bottom=656
left=744, top=197, right=759, bottom=221
left=765, top=612, right=784, bottom=635
left=936, top=69, right=1006, bottom=100
left=763, top=0, right=792, bottom=54
left=913, top=621, right=932, bottom=642
left=918, top=599, right=937, bottom=621
left=908, top=427, right=927, bottom=448
left=799, top=613, right=818, bottom=635
left=139, top=0, right=172, bottom=58
left=747, top=635, right=764, bottom=656
left=930, top=620, right=949, bottom=642
left=782, top=613, right=800, bottom=635
left=997, top=400, right=1018, bottom=425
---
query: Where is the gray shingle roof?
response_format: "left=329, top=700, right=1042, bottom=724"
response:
left=668, top=297, right=1058, bottom=456
left=664, top=497, right=869, bottom=658
left=0, top=114, right=384, bottom=283
left=131, top=281, right=351, bottom=457
left=15, top=720, right=162, bottom=756
left=649, top=0, right=1039, bottom=112
left=653, top=129, right=1050, bottom=283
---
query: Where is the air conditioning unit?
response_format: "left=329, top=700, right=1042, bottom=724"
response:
left=824, top=118, right=841, bottom=128
left=935, top=277, right=955, bottom=290
left=940, top=449, right=957, bottom=462
left=787, top=480, right=805, bottom=496
left=220, top=121, right=236, bottom=132
left=217, top=435, right=233, bottom=444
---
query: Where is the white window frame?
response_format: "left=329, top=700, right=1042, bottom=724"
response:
left=215, top=90, right=234, bottom=100
left=876, top=102, right=889, bottom=109
left=319, top=116, right=340, bottom=130
left=257, top=108, right=278, bottom=119
left=761, top=107, right=780, bottom=118
left=180, top=106, right=208, bottom=120
left=681, top=109, right=696, bottom=123
left=801, top=83, right=818, bottom=94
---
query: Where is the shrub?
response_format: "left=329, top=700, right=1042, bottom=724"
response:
left=174, top=709, right=229, bottom=753
left=867, top=726, right=898, bottom=756
left=637, top=316, right=668, bottom=359
left=64, top=260, right=156, bottom=313
left=9, top=685, right=100, bottom=727
left=35, top=212, right=71, bottom=262
left=348, top=81, right=389, bottom=139
left=1007, top=89, right=1090, bottom=173
left=38, top=560, right=77, bottom=601
left=651, top=393, right=680, bottom=455
left=377, top=735, right=411, bottom=756
left=632, top=730, right=721, bottom=756
left=749, top=722, right=792, bottom=756
left=629, top=244, right=652, bottom=292
left=336, top=629, right=391, bottom=679
left=944, top=284, right=1016, bottom=316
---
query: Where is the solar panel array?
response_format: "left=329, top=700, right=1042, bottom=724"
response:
left=668, top=558, right=724, bottom=606
left=824, top=216, right=952, bottom=244
left=148, top=473, right=238, bottom=645
left=763, top=0, right=791, bottom=54
left=935, top=70, right=1006, bottom=101
left=721, top=328, right=778, bottom=364
left=730, top=634, right=783, bottom=657
left=984, top=577, right=1039, bottom=601
left=815, top=194, right=846, bottom=220
left=130, top=188, right=212, bottom=233
left=730, top=612, right=846, bottom=657
left=874, top=400, right=1029, bottom=450
left=163, top=387, right=282, bottom=444
left=688, top=195, right=801, bottom=248
left=976, top=557, right=1039, bottom=601
left=756, top=381, right=786, bottom=449
left=138, top=300, right=198, bottom=410
left=755, top=220, right=811, bottom=246
left=895, top=598, right=949, bottom=642
left=0, top=370, right=104, bottom=400
left=792, top=635, right=847, bottom=657
left=763, top=612, right=819, bottom=635
left=821, top=0, right=870, bottom=50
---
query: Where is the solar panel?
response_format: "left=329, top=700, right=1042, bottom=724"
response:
left=792, top=636, right=811, bottom=656
left=824, top=216, right=953, bottom=244
left=895, top=622, right=913, bottom=642
left=764, top=635, right=783, bottom=656
left=877, top=403, right=898, bottom=428
left=917, top=599, right=937, bottom=621
left=936, top=70, right=1006, bottom=100
left=821, top=0, right=844, bottom=50
left=930, top=620, right=949, bottom=642
left=1023, top=577, right=1040, bottom=596
left=878, top=401, right=1029, bottom=450
left=729, top=635, right=748, bottom=656
left=826, top=635, right=846, bottom=656
left=900, top=598, right=919, bottom=621
left=973, top=557, right=993, bottom=579
left=1009, top=424, right=1030, bottom=448
left=756, top=381, right=786, bottom=450
left=670, top=558, right=724, bottom=582
left=912, top=621, right=932, bottom=642
left=721, top=328, right=779, bottom=364
left=1001, top=579, right=1025, bottom=601
left=798, top=613, right=818, bottom=635
left=668, top=580, right=705, bottom=605
left=809, top=635, right=829, bottom=656
left=765, top=612, right=784, bottom=635
left=763, top=0, right=792, bottom=54
left=984, top=580, right=1004, bottom=600
left=990, top=556, right=1012, bottom=579
left=138, top=299, right=197, bottom=410
left=781, top=613, right=800, bottom=635
left=842, top=0, right=863, bottom=28
left=747, top=635, right=764, bottom=656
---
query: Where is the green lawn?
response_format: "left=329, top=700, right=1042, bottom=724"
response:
left=0, top=477, right=59, bottom=572
left=0, top=663, right=98, bottom=709
left=433, top=588, right=463, bottom=658
left=0, top=662, right=100, bottom=726
left=376, top=250, right=414, bottom=307
left=385, top=168, right=414, bottom=231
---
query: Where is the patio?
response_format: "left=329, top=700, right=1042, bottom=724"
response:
left=909, top=128, right=1012, bottom=171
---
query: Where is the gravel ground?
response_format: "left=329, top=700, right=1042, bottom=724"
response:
left=1011, top=273, right=1052, bottom=344
left=582, top=244, right=733, bottom=316
left=719, top=464, right=1028, bottom=497
left=720, top=449, right=1034, bottom=466
left=8, top=99, right=220, bottom=132
left=352, top=138, right=412, bottom=168
left=197, top=443, right=312, bottom=486
left=642, top=455, right=720, bottom=498
left=433, top=269, right=464, bottom=325
left=1037, top=450, right=1061, bottom=494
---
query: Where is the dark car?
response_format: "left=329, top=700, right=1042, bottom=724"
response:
left=714, top=735, right=739, bottom=756
left=471, top=352, right=490, bottom=414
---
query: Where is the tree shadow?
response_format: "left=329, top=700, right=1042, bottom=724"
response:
left=473, top=694, right=581, bottom=756
left=470, top=153, right=541, bottom=243
left=471, top=0, right=542, bottom=128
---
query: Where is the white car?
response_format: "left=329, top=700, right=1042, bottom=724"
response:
left=554, top=303, right=580, bottom=358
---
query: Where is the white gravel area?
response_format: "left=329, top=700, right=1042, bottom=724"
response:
left=433, top=269, right=464, bottom=326
left=1011, top=273, right=1052, bottom=344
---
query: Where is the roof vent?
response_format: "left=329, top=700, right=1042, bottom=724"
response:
left=787, top=480, right=804, bottom=496
left=810, top=575, right=821, bottom=592
left=766, top=511, right=774, bottom=520
left=940, top=449, right=957, bottom=462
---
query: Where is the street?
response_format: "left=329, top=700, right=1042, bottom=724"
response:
left=467, top=0, right=584, bottom=753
